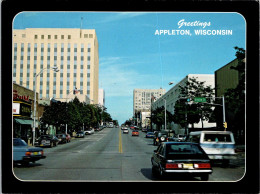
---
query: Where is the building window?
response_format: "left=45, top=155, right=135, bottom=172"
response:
left=34, top=35, right=38, bottom=39
left=84, top=34, right=88, bottom=38
left=61, top=35, right=64, bottom=39
left=55, top=35, right=58, bottom=39
left=41, top=35, right=44, bottom=39
left=48, top=35, right=51, bottom=39
left=89, top=34, right=93, bottom=38
left=68, top=35, right=71, bottom=39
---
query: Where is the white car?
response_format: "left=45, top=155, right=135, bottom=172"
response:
left=85, top=128, right=94, bottom=135
left=123, top=129, right=129, bottom=134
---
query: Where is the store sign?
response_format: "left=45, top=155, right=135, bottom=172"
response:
left=13, top=90, right=30, bottom=102
left=13, top=101, right=31, bottom=117
left=13, top=103, right=20, bottom=114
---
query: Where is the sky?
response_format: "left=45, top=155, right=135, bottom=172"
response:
left=13, top=12, right=246, bottom=125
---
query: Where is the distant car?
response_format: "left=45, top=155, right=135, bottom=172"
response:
left=146, top=132, right=155, bottom=138
left=130, top=126, right=135, bottom=130
left=151, top=142, right=212, bottom=181
left=34, top=135, right=59, bottom=148
left=85, top=128, right=94, bottom=135
left=66, top=134, right=71, bottom=143
left=56, top=134, right=67, bottom=144
left=13, top=138, right=46, bottom=165
left=76, top=131, right=85, bottom=138
left=132, top=130, right=139, bottom=136
left=142, top=128, right=148, bottom=132
left=123, top=129, right=129, bottom=134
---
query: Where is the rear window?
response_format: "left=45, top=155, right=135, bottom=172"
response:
left=203, top=134, right=232, bottom=143
left=166, top=144, right=208, bottom=159
left=13, top=138, right=27, bottom=146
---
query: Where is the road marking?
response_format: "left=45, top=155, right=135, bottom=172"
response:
left=119, top=128, right=123, bottom=153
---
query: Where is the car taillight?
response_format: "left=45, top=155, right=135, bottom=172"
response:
left=25, top=152, right=31, bottom=156
left=166, top=163, right=182, bottom=169
left=194, top=163, right=211, bottom=169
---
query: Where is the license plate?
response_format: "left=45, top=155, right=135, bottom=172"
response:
left=183, top=164, right=193, bottom=169
left=40, top=144, right=44, bottom=146
left=33, top=152, right=40, bottom=155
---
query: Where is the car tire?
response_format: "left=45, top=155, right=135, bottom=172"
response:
left=201, top=174, right=209, bottom=181
left=159, top=164, right=165, bottom=178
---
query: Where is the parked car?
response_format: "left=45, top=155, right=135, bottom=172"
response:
left=66, top=134, right=71, bottom=143
left=187, top=131, right=236, bottom=165
left=34, top=135, right=59, bottom=148
left=123, top=128, right=129, bottom=134
left=56, top=134, right=67, bottom=144
left=153, top=131, right=169, bottom=146
left=13, top=138, right=46, bottom=165
left=132, top=130, right=139, bottom=136
left=85, top=128, right=94, bottom=135
left=76, top=131, right=85, bottom=138
left=146, top=132, right=155, bottom=138
left=151, top=142, right=212, bottom=180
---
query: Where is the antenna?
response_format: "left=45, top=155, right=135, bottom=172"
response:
left=80, top=17, right=83, bottom=38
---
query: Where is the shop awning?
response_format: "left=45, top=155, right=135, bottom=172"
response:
left=14, top=118, right=33, bottom=125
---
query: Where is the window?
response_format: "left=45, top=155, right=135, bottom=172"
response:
left=55, top=35, right=58, bottom=39
left=84, top=34, right=88, bottom=38
left=34, top=35, right=38, bottom=39
left=41, top=35, right=44, bottom=39
left=22, top=34, right=26, bottom=38
left=61, top=35, right=64, bottom=39
left=68, top=35, right=71, bottom=39
left=89, top=34, right=93, bottom=38
left=48, top=35, right=51, bottom=39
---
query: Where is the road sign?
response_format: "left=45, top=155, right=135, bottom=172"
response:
left=194, top=97, right=206, bottom=102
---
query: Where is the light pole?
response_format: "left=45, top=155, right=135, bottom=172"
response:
left=33, top=66, right=59, bottom=146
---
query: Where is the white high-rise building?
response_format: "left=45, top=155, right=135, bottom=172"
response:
left=13, top=28, right=99, bottom=104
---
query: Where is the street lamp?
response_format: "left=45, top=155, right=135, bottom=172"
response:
left=33, top=66, right=59, bottom=146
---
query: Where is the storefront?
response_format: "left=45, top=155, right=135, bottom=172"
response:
left=13, top=83, right=37, bottom=145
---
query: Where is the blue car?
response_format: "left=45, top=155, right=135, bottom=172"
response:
left=146, top=132, right=155, bottom=138
left=13, top=138, right=46, bottom=165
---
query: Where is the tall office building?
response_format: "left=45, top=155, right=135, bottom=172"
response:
left=133, top=88, right=166, bottom=114
left=13, top=28, right=99, bottom=104
left=133, top=88, right=166, bottom=127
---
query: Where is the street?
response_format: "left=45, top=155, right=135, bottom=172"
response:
left=13, top=127, right=245, bottom=182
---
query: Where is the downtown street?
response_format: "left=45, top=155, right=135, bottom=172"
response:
left=13, top=127, right=245, bottom=182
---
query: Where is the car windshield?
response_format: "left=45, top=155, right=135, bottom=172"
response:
left=13, top=138, right=27, bottom=146
left=166, top=143, right=208, bottom=159
left=203, top=134, right=232, bottom=143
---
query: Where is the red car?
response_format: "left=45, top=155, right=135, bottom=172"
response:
left=132, top=130, right=139, bottom=136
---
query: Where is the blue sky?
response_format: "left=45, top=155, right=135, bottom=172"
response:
left=13, top=12, right=246, bottom=125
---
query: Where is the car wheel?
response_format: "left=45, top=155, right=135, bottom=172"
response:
left=201, top=174, right=209, bottom=181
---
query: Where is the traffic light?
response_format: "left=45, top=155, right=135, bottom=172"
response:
left=223, top=122, right=227, bottom=129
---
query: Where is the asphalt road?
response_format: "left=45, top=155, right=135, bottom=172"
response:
left=13, top=127, right=245, bottom=182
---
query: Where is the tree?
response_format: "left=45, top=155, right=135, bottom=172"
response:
left=151, top=106, right=174, bottom=130
left=224, top=47, right=245, bottom=143
left=173, top=77, right=215, bottom=129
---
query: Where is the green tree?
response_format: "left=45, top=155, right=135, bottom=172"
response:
left=151, top=106, right=174, bottom=130
left=173, top=77, right=215, bottom=130
left=224, top=47, right=245, bottom=143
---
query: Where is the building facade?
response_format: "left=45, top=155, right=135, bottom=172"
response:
left=13, top=28, right=99, bottom=104
left=215, top=58, right=240, bottom=97
left=133, top=88, right=165, bottom=127
left=152, top=74, right=216, bottom=134
left=98, top=88, right=105, bottom=107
